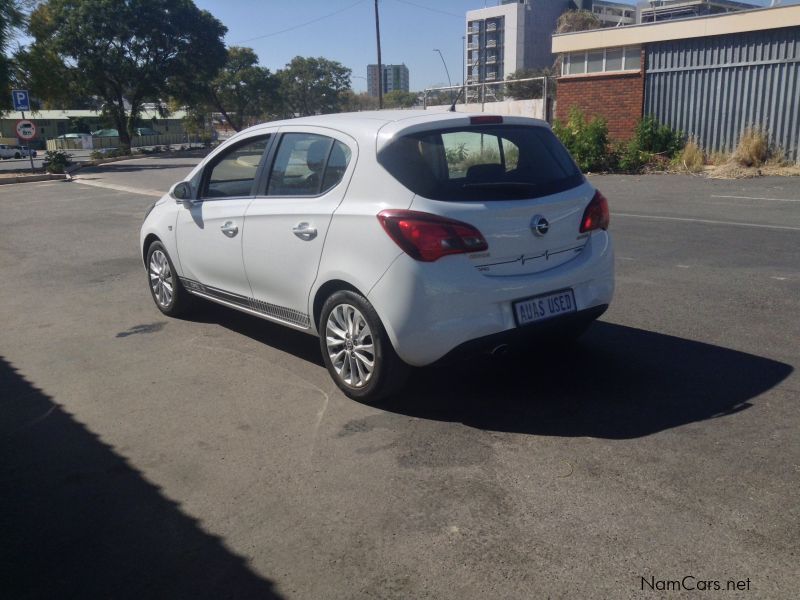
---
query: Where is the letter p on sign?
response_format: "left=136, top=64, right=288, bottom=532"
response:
left=12, top=89, right=30, bottom=111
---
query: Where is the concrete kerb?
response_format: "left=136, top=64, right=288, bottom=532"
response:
left=0, top=173, right=70, bottom=185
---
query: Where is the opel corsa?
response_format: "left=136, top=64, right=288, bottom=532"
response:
left=140, top=111, right=614, bottom=402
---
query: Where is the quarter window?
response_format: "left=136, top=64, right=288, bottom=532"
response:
left=267, top=133, right=351, bottom=197
left=201, top=136, right=270, bottom=199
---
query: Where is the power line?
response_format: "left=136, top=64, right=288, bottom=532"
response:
left=234, top=0, right=369, bottom=44
left=391, top=0, right=463, bottom=19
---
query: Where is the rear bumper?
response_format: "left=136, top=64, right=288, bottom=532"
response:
left=436, top=303, right=607, bottom=363
left=368, top=230, right=614, bottom=366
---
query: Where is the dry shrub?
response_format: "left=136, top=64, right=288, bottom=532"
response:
left=733, top=128, right=770, bottom=167
left=709, top=151, right=730, bottom=166
left=680, top=138, right=705, bottom=172
left=708, top=128, right=800, bottom=178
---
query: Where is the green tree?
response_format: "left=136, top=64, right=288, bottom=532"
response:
left=505, top=68, right=555, bottom=100
left=27, top=0, right=227, bottom=149
left=0, top=0, right=25, bottom=110
left=383, top=90, right=418, bottom=109
left=341, top=90, right=379, bottom=112
left=208, top=47, right=279, bottom=132
left=278, top=56, right=351, bottom=117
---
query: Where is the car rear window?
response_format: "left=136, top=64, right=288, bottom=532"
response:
left=377, top=124, right=583, bottom=201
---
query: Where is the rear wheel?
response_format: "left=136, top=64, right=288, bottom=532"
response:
left=146, top=241, right=192, bottom=317
left=14, top=152, right=20, bottom=159
left=320, top=290, right=408, bottom=403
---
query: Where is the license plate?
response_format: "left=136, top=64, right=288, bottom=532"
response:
left=513, top=289, right=576, bottom=326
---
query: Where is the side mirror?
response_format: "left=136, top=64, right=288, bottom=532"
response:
left=170, top=181, right=193, bottom=202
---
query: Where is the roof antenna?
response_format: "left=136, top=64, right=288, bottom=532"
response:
left=449, top=86, right=464, bottom=112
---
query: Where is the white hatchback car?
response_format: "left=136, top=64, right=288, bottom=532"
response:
left=140, top=111, right=613, bottom=402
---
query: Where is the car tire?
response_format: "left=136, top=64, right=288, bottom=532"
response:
left=319, top=290, right=409, bottom=403
left=146, top=241, right=192, bottom=317
left=14, top=152, right=20, bottom=159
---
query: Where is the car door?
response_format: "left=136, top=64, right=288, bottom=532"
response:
left=175, top=132, right=274, bottom=299
left=242, top=128, right=357, bottom=329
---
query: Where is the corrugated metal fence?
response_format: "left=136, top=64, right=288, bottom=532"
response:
left=645, top=27, right=800, bottom=161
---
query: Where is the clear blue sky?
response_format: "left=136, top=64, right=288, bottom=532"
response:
left=193, top=0, right=785, bottom=92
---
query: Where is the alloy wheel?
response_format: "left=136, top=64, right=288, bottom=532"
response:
left=325, top=303, right=375, bottom=388
left=149, top=249, right=174, bottom=308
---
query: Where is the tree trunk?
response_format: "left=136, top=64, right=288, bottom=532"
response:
left=108, top=101, right=131, bottom=151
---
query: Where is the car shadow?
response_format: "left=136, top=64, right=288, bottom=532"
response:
left=187, top=303, right=792, bottom=440
left=186, top=301, right=324, bottom=367
left=384, top=321, right=793, bottom=439
left=0, top=356, right=283, bottom=599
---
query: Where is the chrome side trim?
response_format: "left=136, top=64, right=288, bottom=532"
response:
left=180, top=277, right=311, bottom=329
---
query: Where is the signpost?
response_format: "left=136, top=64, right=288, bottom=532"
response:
left=12, top=90, right=30, bottom=112
left=11, top=90, right=35, bottom=171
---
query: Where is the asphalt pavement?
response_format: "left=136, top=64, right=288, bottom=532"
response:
left=1, top=157, right=798, bottom=599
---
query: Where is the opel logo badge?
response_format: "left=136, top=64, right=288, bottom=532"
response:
left=531, top=215, right=549, bottom=237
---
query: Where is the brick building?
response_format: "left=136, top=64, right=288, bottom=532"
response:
left=551, top=4, right=800, bottom=161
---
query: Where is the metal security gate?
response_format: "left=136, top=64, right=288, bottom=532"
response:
left=645, top=27, right=800, bottom=161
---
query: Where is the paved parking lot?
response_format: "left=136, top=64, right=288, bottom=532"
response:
left=1, top=156, right=798, bottom=599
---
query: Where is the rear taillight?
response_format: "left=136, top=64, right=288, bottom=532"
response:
left=580, top=190, right=610, bottom=233
left=377, top=210, right=488, bottom=262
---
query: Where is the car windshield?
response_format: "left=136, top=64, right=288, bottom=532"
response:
left=377, top=124, right=583, bottom=201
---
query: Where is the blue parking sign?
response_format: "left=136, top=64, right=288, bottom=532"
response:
left=12, top=90, right=30, bottom=111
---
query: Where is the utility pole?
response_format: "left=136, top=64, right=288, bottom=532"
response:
left=375, top=0, right=383, bottom=109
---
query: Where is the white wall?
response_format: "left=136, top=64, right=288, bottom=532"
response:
left=425, top=98, right=547, bottom=120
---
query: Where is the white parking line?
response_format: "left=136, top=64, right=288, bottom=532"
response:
left=614, top=212, right=800, bottom=232
left=710, top=195, right=800, bottom=203
left=72, top=177, right=164, bottom=197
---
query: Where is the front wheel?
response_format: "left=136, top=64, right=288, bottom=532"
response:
left=14, top=152, right=20, bottom=159
left=320, top=291, right=408, bottom=404
left=146, top=241, right=192, bottom=317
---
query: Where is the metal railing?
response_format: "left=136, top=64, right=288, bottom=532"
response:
left=421, top=77, right=555, bottom=121
left=46, top=132, right=201, bottom=151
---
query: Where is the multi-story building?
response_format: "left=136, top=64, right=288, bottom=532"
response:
left=579, top=0, right=638, bottom=27
left=574, top=1, right=758, bottom=28
left=367, top=64, right=410, bottom=98
left=637, top=0, right=759, bottom=24
left=465, top=0, right=572, bottom=86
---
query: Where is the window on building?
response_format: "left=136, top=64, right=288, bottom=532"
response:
left=562, top=45, right=641, bottom=76
left=587, top=50, right=604, bottom=73
left=605, top=47, right=623, bottom=71
left=623, top=46, right=641, bottom=71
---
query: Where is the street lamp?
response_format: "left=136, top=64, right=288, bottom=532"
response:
left=433, top=48, right=454, bottom=103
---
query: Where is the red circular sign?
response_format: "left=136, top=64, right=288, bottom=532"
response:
left=16, top=120, right=36, bottom=140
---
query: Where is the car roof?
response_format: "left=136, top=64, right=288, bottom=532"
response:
left=233, top=110, right=550, bottom=152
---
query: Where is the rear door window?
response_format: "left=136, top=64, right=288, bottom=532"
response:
left=378, top=125, right=582, bottom=201
left=266, top=133, right=352, bottom=197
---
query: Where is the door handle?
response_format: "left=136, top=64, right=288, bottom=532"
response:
left=292, top=222, right=318, bottom=241
left=220, top=221, right=239, bottom=237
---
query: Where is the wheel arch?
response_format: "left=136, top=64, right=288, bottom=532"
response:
left=312, top=279, right=364, bottom=333
left=142, top=233, right=161, bottom=265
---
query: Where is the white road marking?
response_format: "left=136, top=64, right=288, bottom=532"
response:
left=676, top=265, right=691, bottom=269
left=772, top=276, right=788, bottom=281
left=614, top=212, right=800, bottom=232
left=710, top=194, right=800, bottom=203
left=72, top=177, right=164, bottom=197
